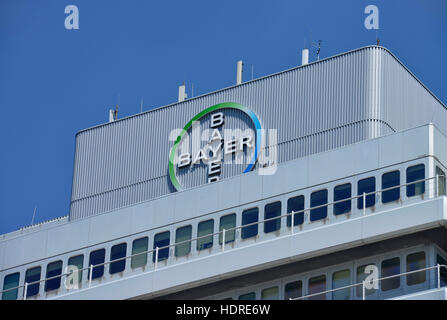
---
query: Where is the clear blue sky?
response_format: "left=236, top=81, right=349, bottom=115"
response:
left=0, top=0, right=446, bottom=235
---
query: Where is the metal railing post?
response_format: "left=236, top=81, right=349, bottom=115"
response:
left=291, top=211, right=294, bottom=234
left=88, top=264, right=93, bottom=288
left=222, top=229, right=226, bottom=252
left=363, top=193, right=366, bottom=215
left=437, top=264, right=441, bottom=289
left=155, top=247, right=159, bottom=270
left=23, top=282, right=28, bottom=300
left=362, top=280, right=366, bottom=300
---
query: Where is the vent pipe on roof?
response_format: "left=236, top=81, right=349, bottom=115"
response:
left=109, top=110, right=115, bottom=122
left=236, top=60, right=243, bottom=85
left=301, top=48, right=309, bottom=66
left=178, top=83, right=187, bottom=102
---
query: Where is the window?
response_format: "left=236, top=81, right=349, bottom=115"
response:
left=310, top=189, right=328, bottom=221
left=436, top=255, right=447, bottom=287
left=381, top=257, right=400, bottom=291
left=175, top=225, right=192, bottom=257
left=436, top=167, right=446, bottom=196
left=332, top=269, right=351, bottom=300
left=219, top=214, right=236, bottom=245
left=261, top=286, right=279, bottom=300
left=131, top=237, right=148, bottom=269
left=110, top=243, right=127, bottom=274
left=238, top=292, right=256, bottom=300
left=287, top=195, right=304, bottom=227
left=241, top=208, right=259, bottom=239
left=153, top=231, right=170, bottom=262
left=357, top=177, right=376, bottom=209
left=406, top=164, right=425, bottom=197
left=197, top=219, right=214, bottom=250
left=2, top=273, right=19, bottom=300
left=264, top=201, right=281, bottom=233
left=308, top=275, right=326, bottom=300
left=45, top=261, right=62, bottom=292
left=68, top=255, right=84, bottom=284
left=334, top=183, right=351, bottom=215
left=406, top=252, right=426, bottom=286
left=89, top=249, right=106, bottom=279
left=25, top=266, right=41, bottom=297
left=382, top=171, right=400, bottom=203
left=356, top=264, right=376, bottom=297
left=284, top=281, right=302, bottom=300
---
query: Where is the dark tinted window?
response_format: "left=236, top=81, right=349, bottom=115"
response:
left=89, top=249, right=106, bottom=279
left=264, top=201, right=281, bottom=233
left=382, top=171, right=400, bottom=203
left=175, top=225, right=192, bottom=257
left=219, top=214, right=236, bottom=244
left=334, top=183, right=351, bottom=215
left=308, top=275, right=326, bottom=300
left=381, top=257, right=400, bottom=291
left=197, top=220, right=214, bottom=250
left=110, top=243, right=127, bottom=274
left=406, top=252, right=426, bottom=286
left=284, top=281, right=302, bottom=300
left=131, top=237, right=148, bottom=269
left=153, top=231, right=170, bottom=262
left=25, top=266, right=41, bottom=297
left=357, top=177, right=375, bottom=209
left=310, top=190, right=328, bottom=221
left=68, top=255, right=84, bottom=284
left=287, top=195, right=304, bottom=227
left=45, top=261, right=63, bottom=291
left=242, top=208, right=259, bottom=239
left=238, top=292, right=256, bottom=300
left=406, top=164, right=425, bottom=197
left=2, top=273, right=19, bottom=300
left=88, top=249, right=106, bottom=279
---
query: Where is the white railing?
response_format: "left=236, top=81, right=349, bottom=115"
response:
left=290, top=264, right=447, bottom=300
left=1, top=175, right=445, bottom=300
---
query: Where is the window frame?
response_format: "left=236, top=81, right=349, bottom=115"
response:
left=241, top=207, right=259, bottom=239
left=109, top=242, right=127, bottom=274
left=175, top=225, right=192, bottom=257
left=406, top=164, right=425, bottom=197
left=89, top=248, right=106, bottom=280
left=357, top=176, right=376, bottom=209
left=131, top=237, right=148, bottom=269
left=153, top=231, right=170, bottom=262
left=197, top=219, right=214, bottom=251
left=333, top=183, right=352, bottom=215
left=45, top=260, right=63, bottom=292
left=381, top=170, right=401, bottom=203
left=264, top=201, right=281, bottom=233
left=310, top=189, right=328, bottom=222
left=286, top=195, right=305, bottom=227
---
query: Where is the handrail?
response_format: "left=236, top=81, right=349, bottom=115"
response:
left=0, top=175, right=444, bottom=299
left=291, top=264, right=447, bottom=300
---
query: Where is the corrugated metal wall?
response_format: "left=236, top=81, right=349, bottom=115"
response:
left=69, top=46, right=446, bottom=220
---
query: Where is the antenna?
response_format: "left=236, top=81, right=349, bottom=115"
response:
left=311, top=40, right=322, bottom=60
left=251, top=64, right=254, bottom=80
left=191, top=83, right=194, bottom=98
left=140, top=97, right=143, bottom=113
left=31, top=206, right=37, bottom=225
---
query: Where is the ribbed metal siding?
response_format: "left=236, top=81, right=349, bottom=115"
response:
left=69, top=46, right=446, bottom=220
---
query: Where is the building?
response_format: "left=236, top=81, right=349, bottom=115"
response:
left=1, top=45, right=447, bottom=300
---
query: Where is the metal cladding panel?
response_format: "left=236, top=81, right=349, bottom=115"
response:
left=69, top=46, right=446, bottom=220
